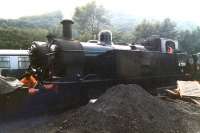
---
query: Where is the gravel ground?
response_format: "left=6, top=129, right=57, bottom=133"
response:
left=1, top=84, right=200, bottom=133
left=56, top=84, right=200, bottom=133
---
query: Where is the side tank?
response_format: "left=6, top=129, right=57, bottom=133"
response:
left=80, top=30, right=132, bottom=77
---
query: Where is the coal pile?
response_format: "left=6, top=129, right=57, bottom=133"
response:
left=57, top=84, right=200, bottom=133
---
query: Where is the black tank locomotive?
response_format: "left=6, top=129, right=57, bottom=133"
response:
left=30, top=20, right=194, bottom=86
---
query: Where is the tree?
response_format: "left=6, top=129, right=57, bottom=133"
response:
left=73, top=1, right=110, bottom=41
left=0, top=11, right=63, bottom=49
left=134, top=20, right=160, bottom=40
left=178, top=27, right=200, bottom=53
left=159, top=18, right=177, bottom=39
left=0, top=11, right=63, bottom=29
left=111, top=27, right=134, bottom=43
left=134, top=18, right=177, bottom=41
left=0, top=27, right=48, bottom=49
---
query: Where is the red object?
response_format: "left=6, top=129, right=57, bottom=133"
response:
left=20, top=75, right=38, bottom=88
left=28, top=88, right=39, bottom=95
left=167, top=47, right=173, bottom=54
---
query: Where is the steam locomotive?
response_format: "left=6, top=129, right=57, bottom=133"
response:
left=0, top=20, right=199, bottom=116
left=30, top=20, right=196, bottom=85
left=29, top=19, right=200, bottom=104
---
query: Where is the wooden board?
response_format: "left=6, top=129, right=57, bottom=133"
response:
left=177, top=80, right=200, bottom=98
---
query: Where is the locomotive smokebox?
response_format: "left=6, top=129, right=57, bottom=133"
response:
left=61, top=19, right=74, bottom=40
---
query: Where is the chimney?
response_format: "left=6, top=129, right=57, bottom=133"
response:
left=61, top=19, right=74, bottom=40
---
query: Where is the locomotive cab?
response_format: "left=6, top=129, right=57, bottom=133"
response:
left=140, top=37, right=178, bottom=53
left=161, top=39, right=178, bottom=53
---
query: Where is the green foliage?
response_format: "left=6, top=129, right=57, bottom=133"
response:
left=159, top=18, right=177, bottom=38
left=178, top=27, right=200, bottom=53
left=134, top=20, right=160, bottom=40
left=134, top=18, right=177, bottom=41
left=73, top=1, right=110, bottom=41
left=0, top=11, right=63, bottom=49
left=0, top=11, right=63, bottom=29
left=111, top=27, right=134, bottom=43
left=0, top=27, right=48, bottom=49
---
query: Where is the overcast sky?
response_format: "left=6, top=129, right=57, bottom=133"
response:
left=0, top=0, right=200, bottom=23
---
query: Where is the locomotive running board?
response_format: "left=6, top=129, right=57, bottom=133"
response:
left=43, top=79, right=115, bottom=85
left=42, top=73, right=190, bottom=86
